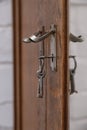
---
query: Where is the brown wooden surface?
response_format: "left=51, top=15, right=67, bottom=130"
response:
left=13, top=0, right=22, bottom=130
left=13, top=0, right=69, bottom=130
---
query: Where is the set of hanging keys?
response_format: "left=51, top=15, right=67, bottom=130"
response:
left=36, top=33, right=83, bottom=97
left=36, top=55, right=78, bottom=98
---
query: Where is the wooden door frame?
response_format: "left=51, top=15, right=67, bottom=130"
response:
left=13, top=0, right=69, bottom=130
left=13, top=0, right=22, bottom=130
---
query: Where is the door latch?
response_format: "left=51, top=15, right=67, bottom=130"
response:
left=23, top=24, right=57, bottom=98
left=23, top=25, right=56, bottom=43
left=23, top=24, right=57, bottom=71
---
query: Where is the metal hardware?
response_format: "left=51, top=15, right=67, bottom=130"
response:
left=38, top=55, right=55, bottom=59
left=70, top=69, right=78, bottom=95
left=69, top=56, right=78, bottom=95
left=37, top=58, right=44, bottom=74
left=36, top=26, right=46, bottom=98
left=70, top=33, right=84, bottom=42
left=23, top=26, right=56, bottom=43
left=23, top=24, right=57, bottom=72
left=37, top=69, right=45, bottom=98
left=37, top=25, right=57, bottom=71
left=69, top=56, right=77, bottom=71
left=37, top=56, right=46, bottom=98
left=23, top=25, right=57, bottom=98
left=38, top=54, right=56, bottom=65
left=50, top=24, right=57, bottom=71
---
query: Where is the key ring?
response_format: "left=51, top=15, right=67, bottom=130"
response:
left=39, top=59, right=44, bottom=73
left=69, top=55, right=77, bottom=73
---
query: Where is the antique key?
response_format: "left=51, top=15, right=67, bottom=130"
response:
left=70, top=69, right=78, bottom=94
left=37, top=57, right=46, bottom=98
left=69, top=56, right=78, bottom=95
left=37, top=71, right=45, bottom=98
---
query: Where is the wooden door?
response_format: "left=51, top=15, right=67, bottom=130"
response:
left=13, top=0, right=69, bottom=130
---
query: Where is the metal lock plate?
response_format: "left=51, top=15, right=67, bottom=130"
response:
left=50, top=24, right=57, bottom=71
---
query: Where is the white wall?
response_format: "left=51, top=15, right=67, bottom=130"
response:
left=0, top=0, right=13, bottom=130
left=70, top=0, right=87, bottom=130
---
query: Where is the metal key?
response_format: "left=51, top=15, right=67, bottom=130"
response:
left=37, top=71, right=45, bottom=98
left=70, top=69, right=78, bottom=95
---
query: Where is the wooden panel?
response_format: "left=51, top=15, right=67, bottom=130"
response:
left=45, top=1, right=69, bottom=130
left=13, top=0, right=69, bottom=130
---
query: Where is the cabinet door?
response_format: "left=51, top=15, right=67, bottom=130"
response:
left=13, top=0, right=69, bottom=130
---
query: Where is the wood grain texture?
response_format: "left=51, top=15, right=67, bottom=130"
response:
left=45, top=1, right=69, bottom=130
left=21, top=1, right=47, bottom=130
left=13, top=0, right=69, bottom=130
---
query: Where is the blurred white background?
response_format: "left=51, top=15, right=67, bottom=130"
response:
left=70, top=0, right=87, bottom=130
left=0, top=0, right=14, bottom=130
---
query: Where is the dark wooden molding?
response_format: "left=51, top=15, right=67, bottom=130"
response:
left=61, top=1, right=69, bottom=130
left=12, top=0, right=22, bottom=130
